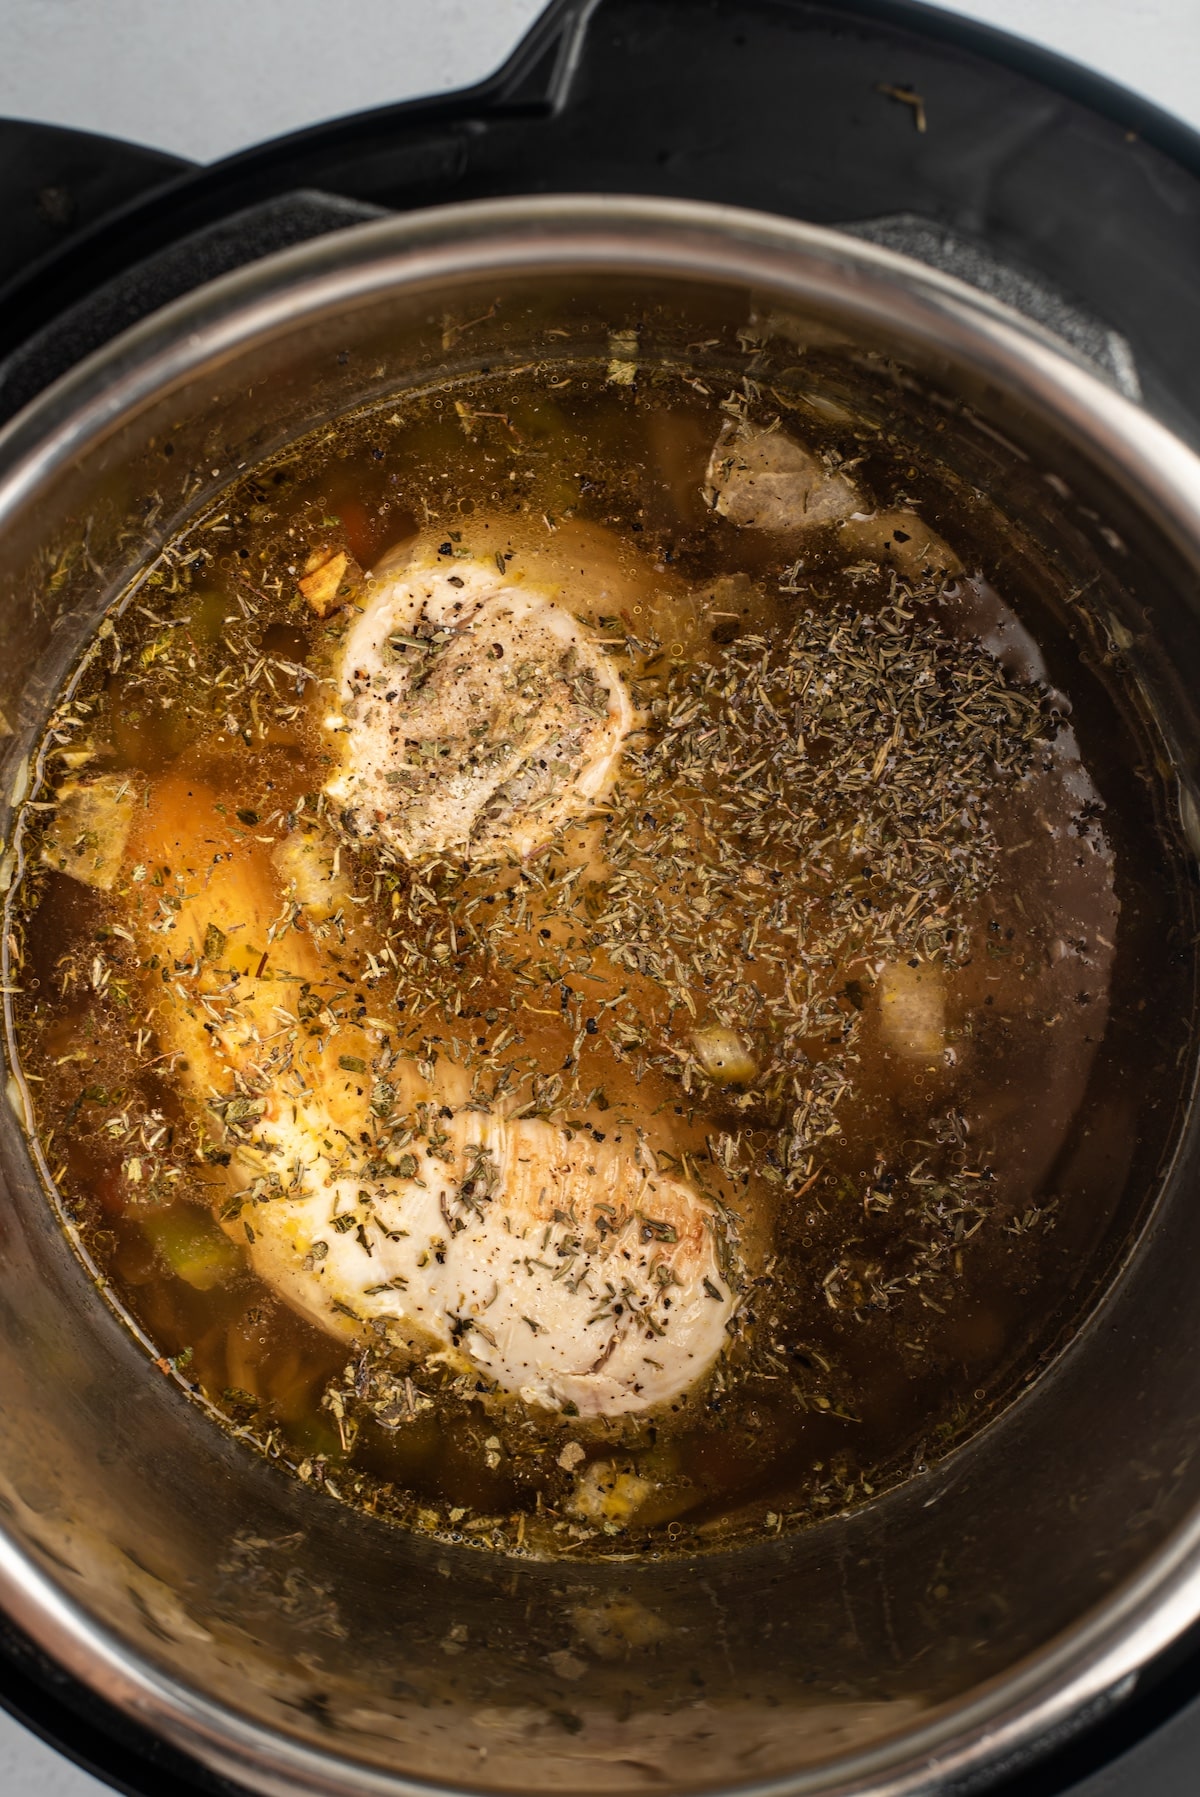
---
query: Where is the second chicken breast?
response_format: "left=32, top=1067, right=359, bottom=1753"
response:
left=325, top=551, right=634, bottom=863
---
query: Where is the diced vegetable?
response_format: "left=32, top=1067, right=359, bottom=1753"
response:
left=41, top=773, right=142, bottom=890
left=271, top=825, right=351, bottom=922
left=704, top=422, right=859, bottom=530
left=298, top=548, right=351, bottom=617
left=690, top=1024, right=757, bottom=1085
left=877, top=960, right=945, bottom=1059
left=142, top=1205, right=243, bottom=1291
left=570, top=1460, right=655, bottom=1525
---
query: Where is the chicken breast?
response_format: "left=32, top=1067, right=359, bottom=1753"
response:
left=705, top=426, right=961, bottom=585
left=238, top=1095, right=734, bottom=1417
left=127, top=776, right=735, bottom=1418
left=324, top=550, right=634, bottom=863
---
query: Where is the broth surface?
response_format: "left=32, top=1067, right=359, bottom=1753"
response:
left=7, top=357, right=1188, bottom=1557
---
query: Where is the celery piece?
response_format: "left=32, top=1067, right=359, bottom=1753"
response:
left=142, top=1206, right=243, bottom=1292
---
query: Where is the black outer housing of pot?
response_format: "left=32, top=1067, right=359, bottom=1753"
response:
left=6, top=0, right=1200, bottom=445
left=5, top=4, right=1200, bottom=1795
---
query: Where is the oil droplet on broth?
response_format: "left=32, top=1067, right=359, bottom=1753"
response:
left=6, top=359, right=1188, bottom=1558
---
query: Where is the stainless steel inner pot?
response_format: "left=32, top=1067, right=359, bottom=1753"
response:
left=1, top=195, right=1200, bottom=1797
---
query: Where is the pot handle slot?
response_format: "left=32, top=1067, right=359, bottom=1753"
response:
left=0, top=191, right=388, bottom=427
left=842, top=212, right=1141, bottom=402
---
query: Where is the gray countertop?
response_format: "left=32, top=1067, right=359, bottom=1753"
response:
left=0, top=0, right=1198, bottom=1790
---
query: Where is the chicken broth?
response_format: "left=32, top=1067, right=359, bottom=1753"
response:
left=7, top=358, right=1192, bottom=1558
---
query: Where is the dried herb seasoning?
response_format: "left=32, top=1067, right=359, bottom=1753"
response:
left=3, top=354, right=1174, bottom=1559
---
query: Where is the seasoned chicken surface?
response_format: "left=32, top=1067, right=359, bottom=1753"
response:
left=127, top=737, right=733, bottom=1416
left=324, top=550, right=634, bottom=863
left=225, top=1089, right=732, bottom=1417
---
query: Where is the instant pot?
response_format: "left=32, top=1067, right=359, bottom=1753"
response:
left=5, top=4, right=1200, bottom=1794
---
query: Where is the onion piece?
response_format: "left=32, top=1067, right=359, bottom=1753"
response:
left=690, top=1025, right=757, bottom=1085
left=877, top=961, right=945, bottom=1060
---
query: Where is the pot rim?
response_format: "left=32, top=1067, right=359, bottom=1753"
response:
left=3, top=191, right=1200, bottom=1797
